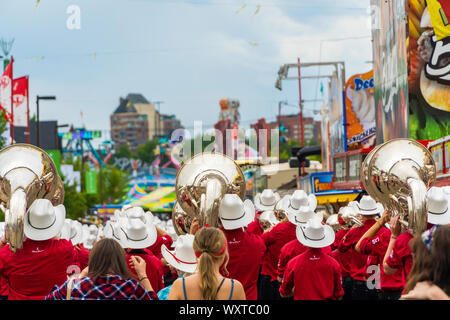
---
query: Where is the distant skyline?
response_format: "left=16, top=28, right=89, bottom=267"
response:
left=0, top=0, right=373, bottom=141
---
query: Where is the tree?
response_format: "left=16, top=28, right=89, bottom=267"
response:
left=0, top=111, right=8, bottom=150
left=136, top=139, right=158, bottom=164
left=115, top=144, right=134, bottom=159
left=62, top=174, right=87, bottom=220
left=102, top=165, right=129, bottom=204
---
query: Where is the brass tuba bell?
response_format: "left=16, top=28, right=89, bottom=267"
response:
left=360, top=139, right=436, bottom=234
left=174, top=152, right=245, bottom=234
left=0, top=144, right=64, bottom=251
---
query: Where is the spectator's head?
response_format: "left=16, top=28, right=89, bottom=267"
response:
left=404, top=225, right=450, bottom=296
left=193, top=227, right=229, bottom=300
left=88, top=238, right=131, bottom=281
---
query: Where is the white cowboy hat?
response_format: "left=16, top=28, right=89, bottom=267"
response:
left=0, top=222, right=5, bottom=239
left=103, top=220, right=126, bottom=247
left=120, top=218, right=157, bottom=249
left=350, top=195, right=384, bottom=216
left=61, top=219, right=83, bottom=245
left=296, top=216, right=335, bottom=248
left=161, top=234, right=197, bottom=274
left=24, top=199, right=66, bottom=241
left=84, top=234, right=97, bottom=250
left=88, top=224, right=98, bottom=236
left=282, top=190, right=317, bottom=223
left=326, top=214, right=339, bottom=227
left=292, top=206, right=323, bottom=225
left=427, top=187, right=450, bottom=225
left=258, top=210, right=279, bottom=227
left=254, top=189, right=280, bottom=211
left=219, top=194, right=255, bottom=230
left=122, top=206, right=155, bottom=227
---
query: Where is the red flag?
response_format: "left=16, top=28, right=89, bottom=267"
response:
left=0, top=59, right=13, bottom=122
left=12, top=76, right=29, bottom=127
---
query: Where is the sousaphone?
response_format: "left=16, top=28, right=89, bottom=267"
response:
left=0, top=144, right=64, bottom=251
left=174, top=152, right=245, bottom=234
left=361, top=139, right=436, bottom=234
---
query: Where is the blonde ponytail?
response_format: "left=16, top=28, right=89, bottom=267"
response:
left=193, top=227, right=229, bottom=300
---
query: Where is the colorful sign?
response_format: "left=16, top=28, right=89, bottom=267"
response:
left=59, top=130, right=102, bottom=140
left=408, top=0, right=450, bottom=140
left=86, top=170, right=98, bottom=194
left=345, top=70, right=376, bottom=150
left=371, top=0, right=409, bottom=143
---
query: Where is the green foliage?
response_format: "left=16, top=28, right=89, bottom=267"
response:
left=102, top=165, right=129, bottom=204
left=115, top=144, right=135, bottom=159
left=136, top=139, right=159, bottom=164
left=0, top=209, right=4, bottom=222
left=0, top=111, right=8, bottom=150
left=62, top=175, right=87, bottom=220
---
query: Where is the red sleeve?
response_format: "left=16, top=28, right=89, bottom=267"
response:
left=246, top=220, right=262, bottom=236
left=0, top=245, right=11, bottom=277
left=279, top=259, right=295, bottom=297
left=333, top=262, right=344, bottom=299
left=277, top=244, right=290, bottom=279
left=385, top=237, right=405, bottom=270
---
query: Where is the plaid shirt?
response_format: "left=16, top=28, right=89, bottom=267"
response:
left=44, top=275, right=158, bottom=300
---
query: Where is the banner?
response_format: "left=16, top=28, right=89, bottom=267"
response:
left=345, top=70, right=376, bottom=150
left=0, top=59, right=13, bottom=122
left=86, top=170, right=98, bottom=194
left=12, top=76, right=29, bottom=127
left=408, top=0, right=450, bottom=140
left=46, top=150, right=61, bottom=175
left=371, top=0, right=409, bottom=143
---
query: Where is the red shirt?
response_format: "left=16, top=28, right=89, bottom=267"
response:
left=147, top=234, right=173, bottom=278
left=385, top=231, right=414, bottom=285
left=221, top=228, right=266, bottom=300
left=0, top=239, right=77, bottom=300
left=329, top=229, right=351, bottom=278
left=147, top=234, right=173, bottom=259
left=261, top=222, right=297, bottom=281
left=279, top=247, right=344, bottom=300
left=277, top=239, right=332, bottom=279
left=74, top=244, right=90, bottom=271
left=360, top=227, right=404, bottom=291
left=246, top=219, right=263, bottom=236
left=126, top=249, right=164, bottom=293
left=338, top=219, right=377, bottom=281
left=331, top=229, right=347, bottom=250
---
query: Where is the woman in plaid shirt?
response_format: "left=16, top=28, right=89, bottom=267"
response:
left=45, top=238, right=158, bottom=300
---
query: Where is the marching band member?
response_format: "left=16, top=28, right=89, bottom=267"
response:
left=338, top=195, right=383, bottom=300
left=355, top=210, right=404, bottom=300
left=218, top=194, right=266, bottom=300
left=277, top=206, right=328, bottom=282
left=121, top=218, right=165, bottom=293
left=0, top=200, right=77, bottom=300
left=247, top=190, right=280, bottom=236
left=258, top=191, right=308, bottom=300
left=279, top=216, right=343, bottom=300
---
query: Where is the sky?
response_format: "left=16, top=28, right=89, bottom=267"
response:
left=0, top=0, right=373, bottom=141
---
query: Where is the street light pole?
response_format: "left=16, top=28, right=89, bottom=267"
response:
left=297, top=57, right=303, bottom=148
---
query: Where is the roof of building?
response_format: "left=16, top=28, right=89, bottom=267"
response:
left=113, top=93, right=150, bottom=114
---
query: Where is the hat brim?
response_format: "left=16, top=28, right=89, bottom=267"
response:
left=70, top=226, right=83, bottom=246
left=161, top=244, right=198, bottom=274
left=121, top=224, right=157, bottom=249
left=220, top=200, right=255, bottom=230
left=24, top=205, right=66, bottom=241
left=356, top=203, right=384, bottom=216
left=296, top=224, right=335, bottom=248
left=427, top=210, right=450, bottom=225
left=254, top=193, right=280, bottom=211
